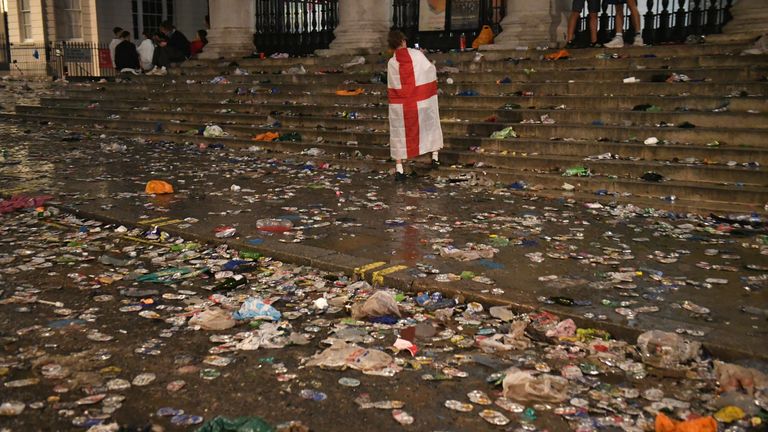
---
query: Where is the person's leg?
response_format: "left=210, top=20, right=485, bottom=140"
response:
left=627, top=0, right=643, bottom=45
left=395, top=159, right=406, bottom=181
left=567, top=0, right=585, bottom=45
left=606, top=1, right=626, bottom=48
left=589, top=12, right=598, bottom=45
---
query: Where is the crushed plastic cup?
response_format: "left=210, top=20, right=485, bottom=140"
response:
left=444, top=400, right=474, bottom=412
left=256, top=218, right=293, bottom=233
left=479, top=409, right=510, bottom=425
left=300, top=389, right=327, bottom=401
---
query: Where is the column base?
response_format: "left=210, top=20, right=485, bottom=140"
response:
left=197, top=27, right=254, bottom=60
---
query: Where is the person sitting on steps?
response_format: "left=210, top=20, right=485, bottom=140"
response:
left=114, top=31, right=141, bottom=75
left=147, top=21, right=190, bottom=76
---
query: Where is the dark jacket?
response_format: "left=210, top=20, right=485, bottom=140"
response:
left=114, top=40, right=140, bottom=70
left=168, top=30, right=191, bottom=59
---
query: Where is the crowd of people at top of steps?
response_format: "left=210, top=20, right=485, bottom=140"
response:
left=111, top=16, right=209, bottom=76
left=567, top=0, right=643, bottom=49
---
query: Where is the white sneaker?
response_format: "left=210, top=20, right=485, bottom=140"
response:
left=605, top=34, right=624, bottom=48
left=146, top=67, right=159, bottom=76
left=634, top=34, right=644, bottom=46
left=157, top=66, right=167, bottom=76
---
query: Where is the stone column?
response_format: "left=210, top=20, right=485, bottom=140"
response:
left=482, top=0, right=561, bottom=50
left=316, top=0, right=392, bottom=57
left=710, top=0, right=768, bottom=42
left=198, top=0, right=255, bottom=59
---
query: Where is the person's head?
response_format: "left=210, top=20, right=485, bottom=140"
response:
left=142, top=30, right=151, bottom=40
left=388, top=31, right=407, bottom=50
left=196, top=29, right=208, bottom=44
left=155, top=32, right=169, bottom=46
left=120, top=30, right=131, bottom=40
left=113, top=27, right=123, bottom=37
left=160, top=20, right=175, bottom=34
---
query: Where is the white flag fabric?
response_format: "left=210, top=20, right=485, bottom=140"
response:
left=387, top=48, right=444, bottom=160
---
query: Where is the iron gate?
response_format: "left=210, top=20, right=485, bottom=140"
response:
left=392, top=0, right=505, bottom=51
left=254, top=0, right=339, bottom=56
left=575, top=0, right=734, bottom=46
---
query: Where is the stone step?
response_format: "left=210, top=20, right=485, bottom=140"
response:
left=156, top=65, right=768, bottom=84
left=177, top=53, right=768, bottom=76
left=16, top=104, right=768, bottom=151
left=25, top=101, right=768, bottom=130
left=45, top=92, right=768, bottom=113
left=185, top=42, right=753, bottom=67
left=62, top=80, right=768, bottom=98
left=35, top=98, right=768, bottom=128
left=6, top=112, right=764, bottom=211
left=10, top=108, right=767, bottom=187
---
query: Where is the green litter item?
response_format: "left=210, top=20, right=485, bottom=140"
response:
left=239, top=251, right=262, bottom=260
left=195, top=416, right=274, bottom=432
left=489, top=236, right=510, bottom=247
left=490, top=127, right=518, bottom=139
left=645, top=105, right=662, bottom=112
left=562, top=166, right=590, bottom=177
left=395, top=293, right=406, bottom=302
left=706, top=140, right=720, bottom=147
left=170, top=242, right=200, bottom=252
left=136, top=267, right=197, bottom=284
left=276, top=132, right=301, bottom=142
left=460, top=271, right=476, bottom=280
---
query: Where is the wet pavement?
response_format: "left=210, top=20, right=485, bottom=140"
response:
left=1, top=83, right=767, bottom=431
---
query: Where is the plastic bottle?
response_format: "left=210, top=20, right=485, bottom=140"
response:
left=459, top=33, right=467, bottom=51
left=256, top=218, right=293, bottom=233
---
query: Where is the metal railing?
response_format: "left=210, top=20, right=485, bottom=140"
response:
left=1, top=12, right=9, bottom=71
left=576, top=0, right=734, bottom=46
left=392, top=0, right=505, bottom=51
left=254, top=0, right=339, bottom=56
left=8, top=41, right=116, bottom=78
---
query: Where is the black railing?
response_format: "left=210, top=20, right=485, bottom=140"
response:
left=576, top=0, right=733, bottom=46
left=8, top=41, right=115, bottom=78
left=392, top=0, right=505, bottom=51
left=1, top=12, right=9, bottom=71
left=254, top=0, right=339, bottom=56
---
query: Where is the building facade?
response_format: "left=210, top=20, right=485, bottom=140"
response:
left=3, top=0, right=207, bottom=76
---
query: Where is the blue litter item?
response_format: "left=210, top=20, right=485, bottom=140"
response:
left=223, top=260, right=250, bottom=271
left=477, top=259, right=504, bottom=270
left=233, top=297, right=281, bottom=321
left=369, top=315, right=399, bottom=325
left=508, top=181, right=527, bottom=190
left=248, top=238, right=264, bottom=245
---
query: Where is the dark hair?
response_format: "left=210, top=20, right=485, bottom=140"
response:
left=197, top=29, right=208, bottom=44
left=160, top=20, right=175, bottom=31
left=142, top=30, right=152, bottom=38
left=113, top=27, right=123, bottom=35
left=120, top=30, right=131, bottom=39
left=154, top=32, right=169, bottom=42
left=388, top=31, right=406, bottom=50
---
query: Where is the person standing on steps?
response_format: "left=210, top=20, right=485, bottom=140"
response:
left=604, top=0, right=644, bottom=48
left=565, top=0, right=601, bottom=48
left=386, top=31, right=444, bottom=182
left=108, top=27, right=124, bottom=69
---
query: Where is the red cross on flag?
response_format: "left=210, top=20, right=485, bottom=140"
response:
left=388, top=48, right=444, bottom=160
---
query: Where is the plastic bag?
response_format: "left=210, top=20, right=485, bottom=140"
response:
left=236, top=322, right=287, bottom=350
left=306, top=339, right=401, bottom=376
left=203, top=125, right=224, bottom=138
left=545, top=318, right=577, bottom=338
left=350, top=290, right=401, bottom=320
left=472, top=25, right=494, bottom=49
left=145, top=180, right=174, bottom=194
left=195, top=416, right=274, bottom=432
left=189, top=308, right=236, bottom=331
left=501, top=367, right=569, bottom=403
left=637, top=330, right=701, bottom=368
left=714, top=360, right=768, bottom=395
left=477, top=321, right=530, bottom=352
left=654, top=413, right=716, bottom=432
left=233, top=297, right=281, bottom=321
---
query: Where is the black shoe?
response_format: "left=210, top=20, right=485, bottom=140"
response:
left=394, top=172, right=407, bottom=182
left=589, top=42, right=603, bottom=48
left=565, top=40, right=576, bottom=49
left=430, top=160, right=441, bottom=170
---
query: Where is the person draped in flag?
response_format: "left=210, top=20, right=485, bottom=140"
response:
left=387, top=31, right=444, bottom=181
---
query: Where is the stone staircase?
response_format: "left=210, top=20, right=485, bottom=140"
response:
left=6, top=42, right=768, bottom=214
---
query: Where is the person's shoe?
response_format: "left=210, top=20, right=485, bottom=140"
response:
left=146, top=67, right=159, bottom=76
left=589, top=41, right=603, bottom=48
left=157, top=66, right=168, bottom=76
left=430, top=159, right=441, bottom=170
left=565, top=40, right=576, bottom=49
left=394, top=172, right=408, bottom=182
left=633, top=34, right=644, bottom=46
left=604, top=35, right=624, bottom=48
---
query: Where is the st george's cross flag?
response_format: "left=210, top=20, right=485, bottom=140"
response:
left=387, top=47, right=444, bottom=160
